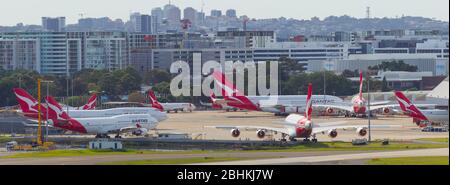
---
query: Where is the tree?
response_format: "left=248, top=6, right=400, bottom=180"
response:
left=128, top=91, right=145, bottom=103
left=278, top=57, right=306, bottom=81
left=368, top=60, right=418, bottom=72
left=144, top=69, right=172, bottom=85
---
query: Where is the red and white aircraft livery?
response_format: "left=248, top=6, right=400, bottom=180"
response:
left=395, top=91, right=448, bottom=126
left=148, top=90, right=196, bottom=113
left=61, top=94, right=97, bottom=110
left=208, top=83, right=382, bottom=142
left=211, top=70, right=343, bottom=115
left=45, top=96, right=160, bottom=138
left=314, top=72, right=396, bottom=117
left=13, top=88, right=167, bottom=122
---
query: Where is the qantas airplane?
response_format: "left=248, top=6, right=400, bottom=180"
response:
left=61, top=94, right=97, bottom=110
left=394, top=91, right=448, bottom=126
left=45, top=96, right=160, bottom=138
left=211, top=70, right=343, bottom=116
left=313, top=72, right=397, bottom=117
left=147, top=90, right=196, bottom=113
left=208, top=83, right=378, bottom=142
left=13, top=88, right=167, bottom=122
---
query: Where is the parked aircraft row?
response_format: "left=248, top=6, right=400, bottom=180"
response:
left=10, top=68, right=447, bottom=141
left=210, top=70, right=397, bottom=117
left=13, top=88, right=167, bottom=138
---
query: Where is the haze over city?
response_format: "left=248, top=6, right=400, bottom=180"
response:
left=0, top=0, right=448, bottom=26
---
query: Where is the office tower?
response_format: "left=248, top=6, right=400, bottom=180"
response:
left=184, top=7, right=197, bottom=25
left=211, top=10, right=222, bottom=17
left=226, top=9, right=237, bottom=18
left=42, top=17, right=66, bottom=32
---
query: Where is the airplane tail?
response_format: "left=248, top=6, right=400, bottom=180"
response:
left=210, top=90, right=223, bottom=109
left=394, top=91, right=428, bottom=121
left=81, top=93, right=97, bottom=110
left=45, top=96, right=70, bottom=120
left=359, top=71, right=363, bottom=100
left=212, top=69, right=259, bottom=111
left=147, top=90, right=164, bottom=112
left=13, top=88, right=47, bottom=116
left=305, top=83, right=313, bottom=120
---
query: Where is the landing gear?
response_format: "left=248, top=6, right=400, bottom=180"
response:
left=311, top=134, right=318, bottom=143
left=281, top=134, right=287, bottom=142
left=289, top=137, right=297, bottom=142
left=114, top=134, right=122, bottom=139
left=303, top=138, right=310, bottom=142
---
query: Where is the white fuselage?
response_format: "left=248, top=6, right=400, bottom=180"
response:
left=75, top=114, right=159, bottom=134
left=63, top=107, right=167, bottom=122
left=248, top=95, right=343, bottom=113
left=161, top=103, right=196, bottom=112
left=421, top=109, right=449, bottom=124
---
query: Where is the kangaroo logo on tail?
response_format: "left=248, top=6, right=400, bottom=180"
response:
left=148, top=90, right=164, bottom=112
left=212, top=70, right=259, bottom=111
left=81, top=94, right=97, bottom=110
left=13, top=88, right=47, bottom=118
left=394, top=91, right=428, bottom=121
left=305, top=83, right=313, bottom=120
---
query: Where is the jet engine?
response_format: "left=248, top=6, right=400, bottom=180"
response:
left=231, top=129, right=241, bottom=137
left=356, top=127, right=367, bottom=137
left=327, top=129, right=338, bottom=138
left=382, top=107, right=391, bottom=114
left=326, top=108, right=334, bottom=114
left=256, top=129, right=266, bottom=139
left=132, top=128, right=148, bottom=136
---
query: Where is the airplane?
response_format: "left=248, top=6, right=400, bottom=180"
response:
left=147, top=90, right=196, bottom=113
left=207, top=83, right=380, bottom=142
left=45, top=96, right=160, bottom=138
left=313, top=71, right=398, bottom=117
left=211, top=70, right=344, bottom=116
left=13, top=88, right=167, bottom=122
left=61, top=93, right=97, bottom=110
left=394, top=91, right=448, bottom=126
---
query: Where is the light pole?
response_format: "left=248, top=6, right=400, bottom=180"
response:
left=367, top=73, right=371, bottom=142
left=41, top=80, right=54, bottom=142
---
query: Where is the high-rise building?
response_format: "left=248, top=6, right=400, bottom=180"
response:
left=151, top=7, right=163, bottom=32
left=183, top=7, right=197, bottom=25
left=211, top=10, right=222, bottom=17
left=0, top=32, right=129, bottom=76
left=226, top=9, right=237, bottom=18
left=196, top=12, right=205, bottom=25
left=164, top=4, right=181, bottom=23
left=130, top=13, right=157, bottom=33
left=42, top=17, right=66, bottom=32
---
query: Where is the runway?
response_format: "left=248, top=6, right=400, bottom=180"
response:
left=192, top=148, right=449, bottom=165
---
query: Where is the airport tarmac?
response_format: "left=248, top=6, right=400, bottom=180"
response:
left=156, top=111, right=449, bottom=142
left=192, top=148, right=449, bottom=165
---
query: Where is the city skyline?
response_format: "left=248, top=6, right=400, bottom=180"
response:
left=0, top=0, right=448, bottom=26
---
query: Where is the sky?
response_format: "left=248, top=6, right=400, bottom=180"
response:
left=0, top=0, right=448, bottom=26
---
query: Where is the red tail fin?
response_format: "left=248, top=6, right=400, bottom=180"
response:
left=210, top=90, right=223, bottom=109
left=359, top=71, right=363, bottom=100
left=44, top=96, right=70, bottom=121
left=394, top=91, right=428, bottom=121
left=81, top=94, right=97, bottom=110
left=305, top=83, right=313, bottom=120
left=211, top=70, right=259, bottom=111
left=13, top=88, right=47, bottom=117
left=148, top=90, right=164, bottom=111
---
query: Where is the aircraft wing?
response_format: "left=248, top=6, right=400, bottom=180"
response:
left=369, top=104, right=400, bottom=112
left=205, top=125, right=290, bottom=135
left=313, top=104, right=354, bottom=112
left=369, top=101, right=391, bottom=106
left=312, top=124, right=397, bottom=135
